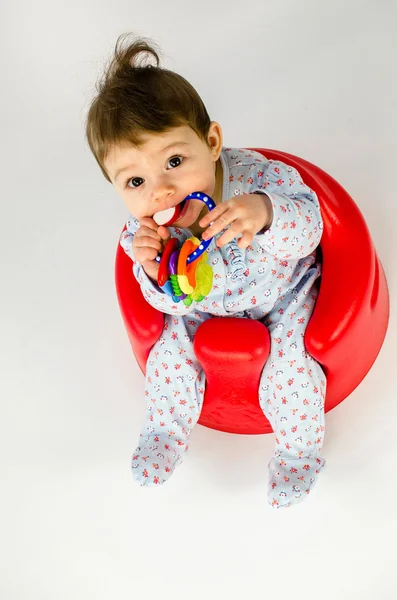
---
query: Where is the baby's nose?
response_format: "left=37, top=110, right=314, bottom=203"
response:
left=153, top=184, right=175, bottom=204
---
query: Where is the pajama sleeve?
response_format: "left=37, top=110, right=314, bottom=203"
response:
left=249, top=160, right=324, bottom=260
left=119, top=217, right=196, bottom=316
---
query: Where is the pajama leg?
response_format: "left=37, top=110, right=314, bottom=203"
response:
left=131, top=310, right=212, bottom=486
left=258, top=268, right=326, bottom=508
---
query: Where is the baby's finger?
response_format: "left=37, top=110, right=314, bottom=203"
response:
left=201, top=207, right=233, bottom=241
left=135, top=234, right=162, bottom=248
left=141, top=247, right=160, bottom=262
left=199, top=200, right=234, bottom=227
left=157, top=225, right=171, bottom=240
left=136, top=226, right=161, bottom=241
left=199, top=209, right=218, bottom=228
left=236, top=230, right=253, bottom=249
left=139, top=216, right=159, bottom=231
left=215, top=223, right=245, bottom=248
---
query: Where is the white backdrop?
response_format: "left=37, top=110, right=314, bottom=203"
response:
left=1, top=1, right=396, bottom=598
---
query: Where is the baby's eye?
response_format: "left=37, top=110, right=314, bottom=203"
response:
left=125, top=156, right=183, bottom=189
left=167, top=155, right=183, bottom=169
left=126, top=177, right=144, bottom=189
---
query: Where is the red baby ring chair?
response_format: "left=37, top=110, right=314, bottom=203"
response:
left=115, top=149, right=390, bottom=434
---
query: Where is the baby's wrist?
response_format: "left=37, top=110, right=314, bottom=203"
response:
left=255, top=193, right=273, bottom=234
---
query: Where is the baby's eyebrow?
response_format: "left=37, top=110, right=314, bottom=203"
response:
left=162, top=141, right=190, bottom=152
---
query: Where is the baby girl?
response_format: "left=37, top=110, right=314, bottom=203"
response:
left=85, top=34, right=326, bottom=508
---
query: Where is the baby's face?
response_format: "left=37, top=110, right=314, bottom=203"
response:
left=104, top=123, right=223, bottom=229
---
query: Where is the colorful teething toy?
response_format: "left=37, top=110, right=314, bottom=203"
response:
left=153, top=192, right=216, bottom=306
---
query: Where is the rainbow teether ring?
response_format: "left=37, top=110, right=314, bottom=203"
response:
left=153, top=192, right=217, bottom=306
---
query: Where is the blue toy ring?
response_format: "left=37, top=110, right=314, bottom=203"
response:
left=154, top=192, right=216, bottom=265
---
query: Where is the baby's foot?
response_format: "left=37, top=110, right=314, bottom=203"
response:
left=131, top=434, right=188, bottom=486
left=267, top=455, right=326, bottom=509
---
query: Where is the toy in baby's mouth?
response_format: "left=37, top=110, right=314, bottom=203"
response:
left=152, top=191, right=216, bottom=306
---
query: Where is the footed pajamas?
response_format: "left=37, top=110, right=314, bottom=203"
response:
left=120, top=147, right=326, bottom=508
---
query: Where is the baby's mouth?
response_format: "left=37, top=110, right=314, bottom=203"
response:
left=153, top=198, right=189, bottom=226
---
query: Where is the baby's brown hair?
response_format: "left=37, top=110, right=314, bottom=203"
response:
left=85, top=32, right=212, bottom=183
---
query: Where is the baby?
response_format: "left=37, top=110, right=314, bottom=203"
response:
left=85, top=34, right=326, bottom=508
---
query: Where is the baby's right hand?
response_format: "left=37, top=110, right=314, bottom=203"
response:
left=132, top=217, right=171, bottom=282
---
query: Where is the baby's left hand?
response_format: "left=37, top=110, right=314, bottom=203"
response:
left=199, top=193, right=273, bottom=249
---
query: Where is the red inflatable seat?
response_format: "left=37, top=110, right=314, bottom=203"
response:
left=115, top=149, right=390, bottom=434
